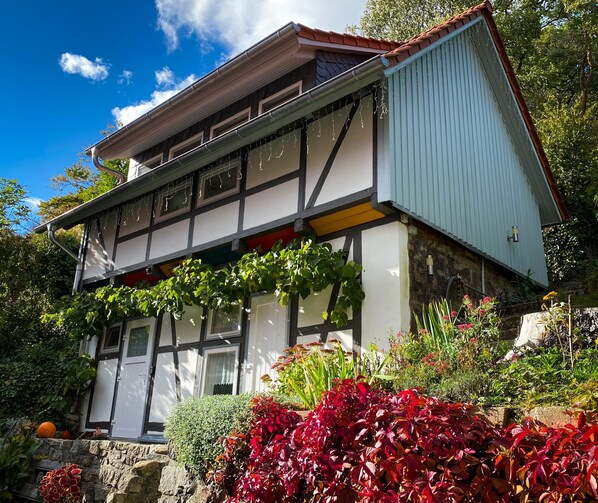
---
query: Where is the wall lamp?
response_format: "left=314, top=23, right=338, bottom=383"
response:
left=426, top=255, right=434, bottom=276
left=507, top=225, right=519, bottom=243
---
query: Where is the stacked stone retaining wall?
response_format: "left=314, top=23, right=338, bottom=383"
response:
left=25, top=439, right=218, bottom=503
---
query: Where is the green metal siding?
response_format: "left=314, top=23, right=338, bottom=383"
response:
left=386, top=24, right=550, bottom=284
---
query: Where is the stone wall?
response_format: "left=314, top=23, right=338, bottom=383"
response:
left=28, top=439, right=218, bottom=503
left=408, top=220, right=520, bottom=326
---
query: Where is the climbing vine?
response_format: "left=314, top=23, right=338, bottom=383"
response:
left=49, top=239, right=364, bottom=339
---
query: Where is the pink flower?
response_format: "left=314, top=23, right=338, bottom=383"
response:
left=450, top=311, right=458, bottom=317
left=442, top=315, right=449, bottom=321
left=483, top=296, right=492, bottom=303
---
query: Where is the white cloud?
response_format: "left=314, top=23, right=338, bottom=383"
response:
left=155, top=66, right=175, bottom=87
left=24, top=197, right=43, bottom=210
left=59, top=53, right=110, bottom=80
left=112, top=73, right=197, bottom=126
left=118, top=70, right=134, bottom=85
left=155, top=0, right=367, bottom=55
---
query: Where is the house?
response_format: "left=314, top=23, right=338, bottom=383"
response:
left=36, top=1, right=566, bottom=441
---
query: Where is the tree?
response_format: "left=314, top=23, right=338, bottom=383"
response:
left=348, top=0, right=473, bottom=41
left=38, top=156, right=128, bottom=222
left=0, top=178, right=30, bottom=233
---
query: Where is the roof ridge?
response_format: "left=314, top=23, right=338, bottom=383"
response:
left=384, top=1, right=489, bottom=60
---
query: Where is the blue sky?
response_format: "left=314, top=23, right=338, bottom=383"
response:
left=0, top=0, right=365, bottom=226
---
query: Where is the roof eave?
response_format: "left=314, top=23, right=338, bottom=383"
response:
left=35, top=56, right=389, bottom=234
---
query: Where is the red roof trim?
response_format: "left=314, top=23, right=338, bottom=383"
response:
left=296, top=24, right=402, bottom=53
left=381, top=0, right=567, bottom=221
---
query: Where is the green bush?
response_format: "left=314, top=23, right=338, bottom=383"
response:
left=0, top=434, right=38, bottom=501
left=163, top=394, right=253, bottom=479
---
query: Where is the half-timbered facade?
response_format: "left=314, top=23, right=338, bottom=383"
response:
left=37, top=2, right=566, bottom=440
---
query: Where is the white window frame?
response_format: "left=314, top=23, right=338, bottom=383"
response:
left=210, top=108, right=251, bottom=139
left=137, top=154, right=163, bottom=176
left=205, top=306, right=242, bottom=341
left=196, top=158, right=240, bottom=207
left=199, top=345, right=240, bottom=396
left=155, top=179, right=193, bottom=223
left=100, top=324, right=122, bottom=354
left=168, top=132, right=204, bottom=160
left=259, top=82, right=302, bottom=115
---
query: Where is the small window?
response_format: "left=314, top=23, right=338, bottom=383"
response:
left=206, top=306, right=242, bottom=340
left=101, top=326, right=121, bottom=353
left=201, top=346, right=239, bottom=396
left=210, top=108, right=251, bottom=139
left=169, top=132, right=204, bottom=160
left=156, top=180, right=192, bottom=222
left=259, top=82, right=302, bottom=114
left=137, top=154, right=163, bottom=176
left=197, top=159, right=240, bottom=206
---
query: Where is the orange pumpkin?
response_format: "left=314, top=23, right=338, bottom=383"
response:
left=36, top=421, right=57, bottom=438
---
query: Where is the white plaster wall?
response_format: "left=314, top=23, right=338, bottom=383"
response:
left=149, top=220, right=190, bottom=260
left=246, top=132, right=299, bottom=190
left=119, top=198, right=152, bottom=237
left=174, top=305, right=203, bottom=344
left=83, top=219, right=116, bottom=279
left=88, top=359, right=117, bottom=423
left=178, top=348, right=199, bottom=400
left=113, top=235, right=148, bottom=270
left=361, top=221, right=410, bottom=350
left=192, top=202, right=239, bottom=246
left=298, top=286, right=333, bottom=327
left=149, top=353, right=176, bottom=423
left=243, top=179, right=298, bottom=229
left=315, top=98, right=373, bottom=206
left=159, top=315, right=173, bottom=347
left=326, top=331, right=353, bottom=352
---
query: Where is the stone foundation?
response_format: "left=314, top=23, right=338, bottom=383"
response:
left=408, top=220, right=521, bottom=326
left=25, top=439, right=220, bottom=503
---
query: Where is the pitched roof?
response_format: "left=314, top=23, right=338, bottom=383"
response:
left=296, top=24, right=401, bottom=52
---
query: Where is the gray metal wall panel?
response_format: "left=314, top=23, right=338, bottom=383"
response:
left=387, top=29, right=548, bottom=284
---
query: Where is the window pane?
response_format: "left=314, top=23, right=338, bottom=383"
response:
left=160, top=185, right=191, bottom=215
left=103, top=326, right=121, bottom=351
left=127, top=326, right=150, bottom=357
left=203, top=351, right=236, bottom=395
left=201, top=168, right=237, bottom=201
left=207, top=307, right=241, bottom=338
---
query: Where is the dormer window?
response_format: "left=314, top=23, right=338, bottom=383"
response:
left=169, top=132, right=204, bottom=160
left=259, top=82, right=302, bottom=114
left=197, top=158, right=240, bottom=206
left=210, top=108, right=251, bottom=139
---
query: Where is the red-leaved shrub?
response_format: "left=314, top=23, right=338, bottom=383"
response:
left=38, top=463, right=82, bottom=503
left=213, top=380, right=598, bottom=502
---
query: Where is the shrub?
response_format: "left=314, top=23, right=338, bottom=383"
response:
left=163, top=394, right=253, bottom=479
left=0, top=434, right=38, bottom=501
left=38, top=464, right=82, bottom=503
left=214, top=380, right=598, bottom=502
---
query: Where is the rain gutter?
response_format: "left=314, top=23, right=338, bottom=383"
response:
left=35, top=55, right=389, bottom=233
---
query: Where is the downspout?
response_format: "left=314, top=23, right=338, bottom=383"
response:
left=48, top=224, right=84, bottom=295
left=91, top=146, right=126, bottom=185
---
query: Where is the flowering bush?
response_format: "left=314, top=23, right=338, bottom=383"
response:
left=213, top=380, right=598, bottom=502
left=38, top=464, right=82, bottom=503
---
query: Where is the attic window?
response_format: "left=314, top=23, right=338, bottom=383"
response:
left=197, top=158, right=240, bottom=206
left=156, top=180, right=193, bottom=222
left=137, top=154, right=162, bottom=176
left=210, top=108, right=251, bottom=139
left=169, top=132, right=204, bottom=160
left=259, top=82, right=302, bottom=114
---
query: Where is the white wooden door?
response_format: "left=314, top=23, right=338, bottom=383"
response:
left=243, top=293, right=288, bottom=393
left=111, top=319, right=155, bottom=439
